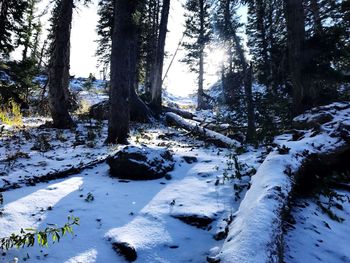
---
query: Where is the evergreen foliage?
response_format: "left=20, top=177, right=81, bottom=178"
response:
left=0, top=0, right=28, bottom=58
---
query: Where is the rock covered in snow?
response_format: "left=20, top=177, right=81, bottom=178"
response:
left=89, top=100, right=109, bottom=120
left=106, top=145, right=174, bottom=180
left=292, top=101, right=350, bottom=129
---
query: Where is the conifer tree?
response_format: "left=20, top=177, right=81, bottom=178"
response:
left=182, top=0, right=212, bottom=110
left=95, top=0, right=115, bottom=72
left=0, top=0, right=28, bottom=57
left=47, top=0, right=75, bottom=128
left=149, top=0, right=170, bottom=113
left=107, top=0, right=145, bottom=143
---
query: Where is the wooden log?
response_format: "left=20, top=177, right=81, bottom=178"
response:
left=165, top=112, right=240, bottom=148
left=163, top=106, right=196, bottom=120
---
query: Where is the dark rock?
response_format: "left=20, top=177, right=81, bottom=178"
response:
left=207, top=256, right=221, bottom=263
left=172, top=214, right=215, bottom=229
left=213, top=228, right=228, bottom=241
left=89, top=100, right=109, bottom=120
left=112, top=242, right=137, bottom=262
left=182, top=156, right=198, bottom=164
left=107, top=146, right=174, bottom=180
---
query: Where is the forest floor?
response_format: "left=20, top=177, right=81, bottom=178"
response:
left=0, top=116, right=263, bottom=262
left=0, top=83, right=350, bottom=262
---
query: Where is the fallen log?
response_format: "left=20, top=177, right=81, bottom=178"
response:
left=213, top=102, right=350, bottom=263
left=0, top=156, right=107, bottom=192
left=163, top=106, right=196, bottom=120
left=165, top=112, right=240, bottom=148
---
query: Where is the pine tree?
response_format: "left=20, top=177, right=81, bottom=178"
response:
left=149, top=0, right=171, bottom=113
left=182, top=0, right=212, bottom=110
left=95, top=0, right=115, bottom=73
left=214, top=0, right=243, bottom=105
left=0, top=0, right=28, bottom=58
left=19, top=0, right=40, bottom=61
left=214, top=0, right=256, bottom=142
left=107, top=0, right=145, bottom=143
left=47, top=0, right=75, bottom=128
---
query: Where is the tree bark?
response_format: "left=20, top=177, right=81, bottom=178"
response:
left=165, top=112, right=240, bottom=148
left=197, top=0, right=205, bottom=110
left=107, top=0, right=141, bottom=143
left=48, top=0, right=74, bottom=128
left=149, top=0, right=170, bottom=114
left=163, top=106, right=195, bottom=119
left=284, top=0, right=310, bottom=115
left=130, top=84, right=153, bottom=122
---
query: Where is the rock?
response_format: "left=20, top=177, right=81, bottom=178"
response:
left=107, top=146, right=174, bottom=180
left=293, top=112, right=333, bottom=130
left=112, top=242, right=137, bottom=262
left=172, top=214, right=215, bottom=229
left=182, top=156, right=198, bottom=164
left=89, top=100, right=109, bottom=120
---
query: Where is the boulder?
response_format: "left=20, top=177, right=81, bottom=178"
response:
left=293, top=111, right=333, bottom=130
left=106, top=146, right=174, bottom=180
left=89, top=100, right=109, bottom=120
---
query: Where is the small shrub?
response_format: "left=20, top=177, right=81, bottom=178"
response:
left=0, top=99, right=23, bottom=126
left=0, top=216, right=79, bottom=250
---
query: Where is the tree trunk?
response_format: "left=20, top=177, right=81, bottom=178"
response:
left=107, top=0, right=141, bottom=143
left=197, top=0, right=205, bottom=110
left=150, top=0, right=170, bottom=114
left=165, top=112, right=240, bottom=148
left=284, top=0, right=310, bottom=115
left=232, top=31, right=256, bottom=143
left=37, top=40, right=46, bottom=71
left=244, top=64, right=256, bottom=142
left=130, top=83, right=153, bottom=122
left=48, top=0, right=74, bottom=128
left=256, top=0, right=270, bottom=84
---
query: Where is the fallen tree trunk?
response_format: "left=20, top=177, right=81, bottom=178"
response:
left=0, top=156, right=107, bottom=192
left=162, top=106, right=196, bottom=120
left=214, top=102, right=350, bottom=263
left=165, top=112, right=240, bottom=148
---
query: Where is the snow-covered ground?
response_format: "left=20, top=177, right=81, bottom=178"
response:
left=284, top=189, right=350, bottom=263
left=0, top=118, right=263, bottom=262
left=1, top=79, right=350, bottom=263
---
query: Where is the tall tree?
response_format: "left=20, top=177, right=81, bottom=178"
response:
left=0, top=0, right=28, bottom=57
left=95, top=0, right=114, bottom=73
left=149, top=0, right=171, bottom=113
left=215, top=0, right=256, bottom=142
left=107, top=0, right=144, bottom=143
left=284, top=0, right=310, bottom=115
left=96, top=0, right=152, bottom=123
left=20, top=0, right=40, bottom=61
left=47, top=0, right=75, bottom=128
left=182, top=0, right=212, bottom=110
